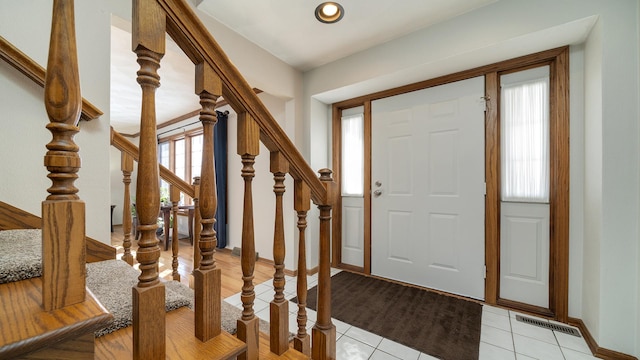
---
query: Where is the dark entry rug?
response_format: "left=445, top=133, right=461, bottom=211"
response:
left=295, top=271, right=482, bottom=360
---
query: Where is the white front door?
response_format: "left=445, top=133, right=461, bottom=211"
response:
left=371, top=76, right=485, bottom=300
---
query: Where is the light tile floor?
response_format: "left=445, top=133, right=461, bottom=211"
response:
left=223, top=270, right=597, bottom=360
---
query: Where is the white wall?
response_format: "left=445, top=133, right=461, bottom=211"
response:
left=301, top=0, right=640, bottom=356
left=582, top=19, right=603, bottom=343
left=597, top=2, right=639, bottom=354
left=568, top=44, right=585, bottom=320
left=0, top=0, right=113, bottom=242
left=582, top=16, right=602, bottom=346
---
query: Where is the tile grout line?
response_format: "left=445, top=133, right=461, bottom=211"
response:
left=508, top=310, right=517, bottom=359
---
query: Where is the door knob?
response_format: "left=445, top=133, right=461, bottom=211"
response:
left=373, top=189, right=383, bottom=197
left=375, top=181, right=382, bottom=187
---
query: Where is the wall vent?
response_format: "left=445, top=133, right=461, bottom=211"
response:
left=515, top=315, right=581, bottom=337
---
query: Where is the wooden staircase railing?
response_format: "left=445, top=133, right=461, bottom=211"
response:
left=6, top=0, right=337, bottom=357
left=127, top=0, right=337, bottom=357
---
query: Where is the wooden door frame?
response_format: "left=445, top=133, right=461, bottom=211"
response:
left=331, top=46, right=570, bottom=322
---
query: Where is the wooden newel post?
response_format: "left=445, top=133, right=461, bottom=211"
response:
left=121, top=152, right=134, bottom=265
left=194, top=62, right=222, bottom=341
left=270, top=151, right=289, bottom=354
left=42, top=0, right=85, bottom=311
left=294, top=180, right=311, bottom=356
left=237, top=112, right=260, bottom=360
left=312, top=169, right=337, bottom=360
left=131, top=0, right=166, bottom=358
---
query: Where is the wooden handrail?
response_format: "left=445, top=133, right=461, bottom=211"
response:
left=110, top=127, right=195, bottom=198
left=0, top=35, right=103, bottom=122
left=155, top=0, right=330, bottom=205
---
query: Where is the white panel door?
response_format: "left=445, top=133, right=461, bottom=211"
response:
left=371, top=76, right=485, bottom=300
left=500, top=203, right=550, bottom=307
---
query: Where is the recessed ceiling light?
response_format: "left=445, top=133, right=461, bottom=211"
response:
left=315, top=2, right=344, bottom=24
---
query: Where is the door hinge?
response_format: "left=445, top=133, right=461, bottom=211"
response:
left=481, top=95, right=491, bottom=111
left=483, top=182, right=487, bottom=196
left=484, top=265, right=487, bottom=279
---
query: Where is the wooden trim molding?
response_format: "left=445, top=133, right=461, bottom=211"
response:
left=497, top=298, right=555, bottom=318
left=568, top=318, right=639, bottom=360
left=484, top=72, right=500, bottom=305
left=363, top=101, right=372, bottom=275
left=336, top=263, right=364, bottom=274
left=550, top=47, right=571, bottom=322
left=331, top=101, right=372, bottom=274
left=0, top=35, right=103, bottom=121
left=331, top=104, right=342, bottom=268
left=333, top=46, right=568, bottom=110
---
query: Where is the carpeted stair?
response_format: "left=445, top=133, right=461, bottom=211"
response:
left=0, top=228, right=266, bottom=337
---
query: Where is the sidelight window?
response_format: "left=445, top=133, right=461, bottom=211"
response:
left=341, top=113, right=364, bottom=196
left=500, top=66, right=550, bottom=203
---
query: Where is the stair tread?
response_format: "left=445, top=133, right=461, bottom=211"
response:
left=95, top=306, right=247, bottom=359
left=258, top=332, right=310, bottom=359
left=0, top=277, right=113, bottom=359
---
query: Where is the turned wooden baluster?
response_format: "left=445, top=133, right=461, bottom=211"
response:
left=42, top=0, right=85, bottom=311
left=170, top=185, right=180, bottom=281
left=237, top=112, right=260, bottom=360
left=312, top=169, right=337, bottom=360
left=192, top=176, right=202, bottom=270
left=121, top=152, right=135, bottom=265
left=194, top=62, right=222, bottom=341
left=270, top=151, right=289, bottom=354
left=132, top=0, right=166, bottom=358
left=294, top=180, right=311, bottom=356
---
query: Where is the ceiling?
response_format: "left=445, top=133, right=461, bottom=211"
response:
left=110, top=0, right=498, bottom=134
left=195, top=0, right=497, bottom=72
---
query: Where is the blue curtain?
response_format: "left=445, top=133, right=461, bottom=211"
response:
left=214, top=111, right=228, bottom=248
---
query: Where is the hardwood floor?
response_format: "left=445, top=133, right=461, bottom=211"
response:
left=110, top=225, right=275, bottom=298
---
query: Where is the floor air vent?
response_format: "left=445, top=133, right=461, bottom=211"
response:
left=515, top=315, right=581, bottom=337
